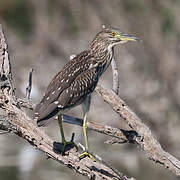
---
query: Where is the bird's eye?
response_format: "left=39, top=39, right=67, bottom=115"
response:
left=111, top=32, right=116, bottom=37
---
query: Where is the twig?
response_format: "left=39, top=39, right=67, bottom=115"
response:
left=26, top=68, right=33, bottom=99
left=111, top=57, right=119, bottom=95
left=17, top=69, right=34, bottom=110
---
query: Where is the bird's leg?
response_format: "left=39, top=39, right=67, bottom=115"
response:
left=58, top=115, right=78, bottom=155
left=79, top=95, right=95, bottom=161
left=83, top=113, right=89, bottom=150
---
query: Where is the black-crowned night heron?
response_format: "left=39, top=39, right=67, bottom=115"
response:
left=34, top=26, right=141, bottom=159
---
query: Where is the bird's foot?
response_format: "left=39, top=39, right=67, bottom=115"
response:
left=62, top=133, right=78, bottom=155
left=54, top=133, right=78, bottom=155
left=79, top=151, right=95, bottom=161
left=61, top=140, right=78, bottom=155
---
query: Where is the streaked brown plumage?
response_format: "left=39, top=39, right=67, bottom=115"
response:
left=34, top=26, right=140, bottom=154
left=34, top=51, right=98, bottom=126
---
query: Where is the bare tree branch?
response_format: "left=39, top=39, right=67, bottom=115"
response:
left=61, top=84, right=180, bottom=176
left=62, top=114, right=138, bottom=144
left=111, top=57, right=119, bottom=95
left=17, top=68, right=35, bottom=110
left=0, top=24, right=134, bottom=180
left=95, top=85, right=180, bottom=176
left=0, top=25, right=13, bottom=94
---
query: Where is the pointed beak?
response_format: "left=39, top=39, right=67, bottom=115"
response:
left=117, top=33, right=142, bottom=43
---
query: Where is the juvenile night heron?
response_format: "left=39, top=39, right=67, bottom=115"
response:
left=34, top=26, right=141, bottom=158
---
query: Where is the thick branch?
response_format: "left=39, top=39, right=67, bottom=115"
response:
left=0, top=24, right=13, bottom=94
left=1, top=95, right=132, bottom=180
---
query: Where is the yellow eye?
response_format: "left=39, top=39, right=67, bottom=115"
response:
left=111, top=31, right=116, bottom=37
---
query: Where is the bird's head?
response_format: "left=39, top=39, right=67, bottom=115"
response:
left=91, top=26, right=141, bottom=51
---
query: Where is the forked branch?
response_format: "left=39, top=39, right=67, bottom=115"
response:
left=95, top=85, right=180, bottom=176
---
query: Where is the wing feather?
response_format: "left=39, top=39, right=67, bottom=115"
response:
left=34, top=51, right=93, bottom=125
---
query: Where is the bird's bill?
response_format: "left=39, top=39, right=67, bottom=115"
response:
left=116, top=33, right=142, bottom=43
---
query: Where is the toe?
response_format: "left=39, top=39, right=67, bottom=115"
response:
left=79, top=151, right=95, bottom=161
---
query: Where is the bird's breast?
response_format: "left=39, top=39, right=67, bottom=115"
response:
left=96, top=53, right=114, bottom=78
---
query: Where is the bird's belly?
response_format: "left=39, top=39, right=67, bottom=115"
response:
left=63, top=94, right=89, bottom=111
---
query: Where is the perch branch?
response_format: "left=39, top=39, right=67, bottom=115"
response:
left=62, top=85, right=180, bottom=176
left=95, top=84, right=180, bottom=176
left=62, top=114, right=138, bottom=144
left=0, top=24, right=133, bottom=180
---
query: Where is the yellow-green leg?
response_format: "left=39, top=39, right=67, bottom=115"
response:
left=79, top=95, right=95, bottom=160
left=83, top=113, right=89, bottom=150
left=58, top=115, right=78, bottom=155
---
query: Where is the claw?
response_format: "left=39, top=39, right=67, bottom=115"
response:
left=70, top=133, right=78, bottom=152
left=57, top=115, right=78, bottom=155
left=79, top=151, right=95, bottom=161
left=61, top=141, right=78, bottom=155
left=60, top=133, right=78, bottom=155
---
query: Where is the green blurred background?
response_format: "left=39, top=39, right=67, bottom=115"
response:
left=0, top=0, right=180, bottom=179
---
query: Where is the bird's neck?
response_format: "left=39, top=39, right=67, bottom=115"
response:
left=90, top=41, right=114, bottom=77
